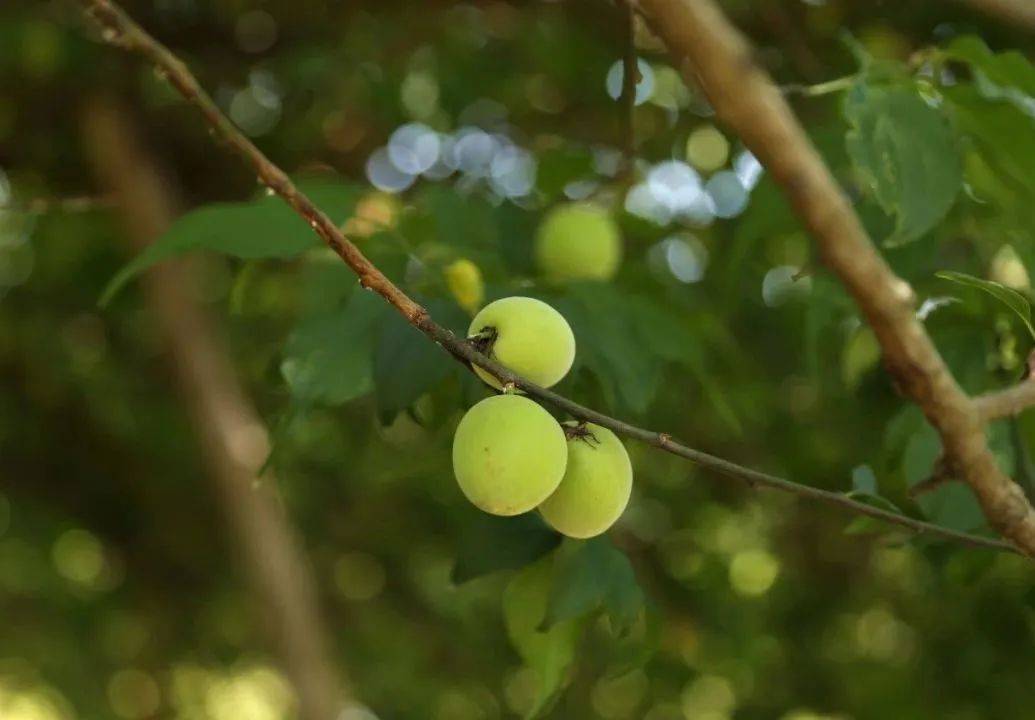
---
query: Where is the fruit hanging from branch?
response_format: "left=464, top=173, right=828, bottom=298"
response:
left=451, top=394, right=569, bottom=516
left=539, top=422, right=633, bottom=538
left=467, top=296, right=576, bottom=390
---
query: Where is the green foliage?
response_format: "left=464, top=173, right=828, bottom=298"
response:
left=373, top=298, right=468, bottom=423
left=100, top=178, right=362, bottom=304
left=503, top=559, right=585, bottom=718
left=452, top=513, right=562, bottom=583
left=280, top=291, right=386, bottom=405
left=943, top=35, right=1035, bottom=97
left=544, top=538, right=644, bottom=635
left=843, top=80, right=962, bottom=245
left=11, top=4, right=1035, bottom=719
left=936, top=270, right=1035, bottom=339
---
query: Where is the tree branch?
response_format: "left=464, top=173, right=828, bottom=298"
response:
left=81, top=97, right=350, bottom=720
left=955, top=0, right=1035, bottom=31
left=975, top=380, right=1035, bottom=421
left=636, top=0, right=1035, bottom=557
left=72, top=0, right=1018, bottom=556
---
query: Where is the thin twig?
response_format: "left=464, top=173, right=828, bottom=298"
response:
left=779, top=76, right=857, bottom=98
left=637, top=0, right=1035, bottom=557
left=73, top=0, right=1017, bottom=556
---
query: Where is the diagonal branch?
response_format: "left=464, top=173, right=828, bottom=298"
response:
left=635, top=0, right=1035, bottom=556
left=72, top=0, right=1017, bottom=555
left=81, top=97, right=349, bottom=720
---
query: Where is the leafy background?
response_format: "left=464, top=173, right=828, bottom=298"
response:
left=3, top=1, right=1035, bottom=719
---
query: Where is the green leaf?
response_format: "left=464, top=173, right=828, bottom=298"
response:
left=544, top=538, right=644, bottom=636
left=503, top=558, right=585, bottom=718
left=556, top=286, right=741, bottom=430
left=101, top=178, right=362, bottom=305
left=851, top=465, right=878, bottom=495
left=902, top=422, right=984, bottom=532
left=935, top=270, right=1035, bottom=339
left=943, top=35, right=1035, bottom=99
left=299, top=249, right=360, bottom=313
left=280, top=291, right=386, bottom=405
left=373, top=298, right=468, bottom=424
left=535, top=147, right=595, bottom=200
left=557, top=288, right=659, bottom=416
left=943, top=84, right=1035, bottom=218
left=843, top=81, right=962, bottom=245
left=916, top=483, right=986, bottom=533
left=844, top=464, right=902, bottom=514
left=452, top=513, right=562, bottom=584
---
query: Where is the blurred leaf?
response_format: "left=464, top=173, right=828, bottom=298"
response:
left=843, top=81, right=962, bottom=245
left=851, top=464, right=878, bottom=495
left=733, top=174, right=800, bottom=248
left=503, top=558, right=584, bottom=718
left=844, top=515, right=886, bottom=535
left=420, top=184, right=497, bottom=253
left=544, top=538, right=644, bottom=636
left=452, top=513, right=562, bottom=584
left=601, top=605, right=661, bottom=678
left=935, top=270, right=1035, bottom=339
left=280, top=292, right=386, bottom=405
left=944, top=35, right=1035, bottom=98
left=559, top=285, right=740, bottom=428
left=902, top=421, right=984, bottom=531
left=101, top=178, right=362, bottom=305
left=535, top=147, right=595, bottom=200
left=915, top=483, right=986, bottom=533
left=945, top=85, right=1035, bottom=203
left=373, top=298, right=468, bottom=424
left=842, top=326, right=882, bottom=390
left=496, top=202, right=538, bottom=276
left=558, top=287, right=658, bottom=415
left=845, top=463, right=902, bottom=513
left=300, top=251, right=360, bottom=313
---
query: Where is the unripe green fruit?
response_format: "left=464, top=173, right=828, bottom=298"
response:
left=535, top=203, right=622, bottom=282
left=468, top=296, right=575, bottom=390
left=452, top=394, right=568, bottom=516
left=538, top=423, right=632, bottom=538
left=444, top=257, right=485, bottom=314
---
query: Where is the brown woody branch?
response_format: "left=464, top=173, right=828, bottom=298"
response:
left=636, top=0, right=1035, bottom=556
left=73, top=0, right=1017, bottom=555
left=955, top=0, right=1035, bottom=31
left=81, top=97, right=349, bottom=720
left=975, top=380, right=1035, bottom=421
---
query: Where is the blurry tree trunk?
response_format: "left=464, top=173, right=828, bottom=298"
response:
left=81, top=97, right=346, bottom=720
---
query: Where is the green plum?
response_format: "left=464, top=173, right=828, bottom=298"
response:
left=535, top=203, right=622, bottom=282
left=538, top=422, right=632, bottom=538
left=468, top=296, right=575, bottom=390
left=452, top=394, right=568, bottom=516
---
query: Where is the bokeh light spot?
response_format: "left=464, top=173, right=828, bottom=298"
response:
left=107, top=669, right=161, bottom=719
left=606, top=58, right=655, bottom=106
left=729, top=549, right=780, bottom=596
left=334, top=551, right=387, bottom=601
left=52, top=528, right=105, bottom=587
